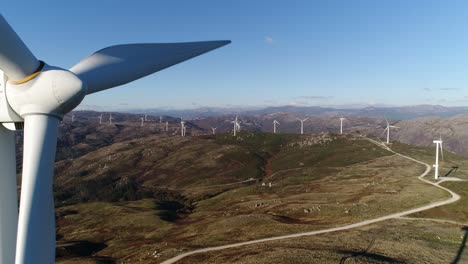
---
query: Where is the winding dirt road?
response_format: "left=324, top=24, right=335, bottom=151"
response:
left=161, top=137, right=461, bottom=264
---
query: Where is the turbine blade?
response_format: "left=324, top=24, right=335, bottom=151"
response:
left=0, top=15, right=40, bottom=81
left=440, top=143, right=444, bottom=160
left=70, top=41, right=231, bottom=94
left=16, top=115, right=59, bottom=264
left=0, top=126, right=18, bottom=264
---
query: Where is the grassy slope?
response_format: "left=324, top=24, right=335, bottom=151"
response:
left=55, top=133, right=460, bottom=263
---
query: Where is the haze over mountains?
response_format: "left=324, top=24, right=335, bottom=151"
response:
left=125, top=104, right=468, bottom=120
left=58, top=105, right=468, bottom=158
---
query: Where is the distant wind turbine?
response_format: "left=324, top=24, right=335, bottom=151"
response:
left=140, top=117, right=144, bottom=127
left=211, top=127, right=217, bottom=135
left=165, top=121, right=168, bottom=132
left=339, top=117, right=346, bottom=134
left=231, top=116, right=240, bottom=136
left=160, top=116, right=162, bottom=124
left=71, top=114, right=75, bottom=123
left=273, top=120, right=280, bottom=134
left=98, top=114, right=103, bottom=125
left=109, top=113, right=114, bottom=124
left=297, top=118, right=309, bottom=135
left=383, top=118, right=399, bottom=144
left=180, top=120, right=186, bottom=137
left=144, top=114, right=148, bottom=122
left=433, top=137, right=444, bottom=180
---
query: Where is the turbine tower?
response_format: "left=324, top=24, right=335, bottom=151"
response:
left=159, top=116, right=162, bottom=124
left=144, top=114, right=148, bottom=122
left=339, top=117, right=346, bottom=134
left=140, top=117, right=144, bottom=127
left=165, top=121, right=168, bottom=132
left=297, top=118, right=309, bottom=135
left=383, top=119, right=399, bottom=144
left=433, top=138, right=444, bottom=180
left=0, top=14, right=230, bottom=264
left=211, top=127, right=217, bottom=135
left=109, top=113, right=114, bottom=124
left=273, top=120, right=280, bottom=134
left=99, top=114, right=103, bottom=125
left=71, top=114, right=75, bottom=123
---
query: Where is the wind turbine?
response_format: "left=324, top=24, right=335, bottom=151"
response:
left=297, top=118, right=309, bottom=135
left=144, top=114, right=148, bottom=122
left=71, top=114, right=75, bottom=123
left=159, top=116, right=162, bottom=124
left=109, top=113, right=114, bottom=124
left=140, top=117, right=144, bottom=127
left=273, top=120, right=280, bottom=134
left=231, top=116, right=240, bottom=136
left=339, top=117, right=346, bottom=134
left=0, top=14, right=229, bottom=264
left=165, top=121, right=168, bottom=132
left=433, top=137, right=444, bottom=180
left=211, top=127, right=217, bottom=135
left=180, top=120, right=186, bottom=137
left=91, top=113, right=103, bottom=125
left=383, top=118, right=399, bottom=144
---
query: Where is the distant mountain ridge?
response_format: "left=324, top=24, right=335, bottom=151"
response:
left=124, top=104, right=468, bottom=120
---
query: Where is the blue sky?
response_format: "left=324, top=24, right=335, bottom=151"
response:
left=3, top=1, right=468, bottom=109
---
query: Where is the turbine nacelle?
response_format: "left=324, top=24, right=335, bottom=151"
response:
left=6, top=63, right=86, bottom=118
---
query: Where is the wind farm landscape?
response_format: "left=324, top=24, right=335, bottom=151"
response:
left=35, top=108, right=467, bottom=263
left=3, top=2, right=468, bottom=264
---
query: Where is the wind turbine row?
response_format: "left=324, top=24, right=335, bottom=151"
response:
left=0, top=14, right=230, bottom=264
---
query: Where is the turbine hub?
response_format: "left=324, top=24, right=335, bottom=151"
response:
left=6, top=62, right=87, bottom=118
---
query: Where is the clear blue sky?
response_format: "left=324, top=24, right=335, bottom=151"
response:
left=3, top=1, right=468, bottom=109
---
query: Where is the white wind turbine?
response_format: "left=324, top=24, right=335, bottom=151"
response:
left=297, top=117, right=309, bottom=135
left=71, top=114, right=75, bottom=123
left=160, top=116, right=162, bottom=124
left=0, top=14, right=229, bottom=264
left=273, top=120, right=280, bottom=134
left=433, top=137, right=444, bottom=180
left=383, top=118, right=399, bottom=144
left=211, top=127, right=217, bottom=135
left=231, top=116, right=240, bottom=136
left=339, top=117, right=346, bottom=134
left=165, top=121, right=168, bottom=132
left=180, top=120, right=186, bottom=137
left=144, top=114, right=148, bottom=122
left=140, top=117, right=144, bottom=127
left=91, top=113, right=103, bottom=125
left=109, top=113, right=114, bottom=124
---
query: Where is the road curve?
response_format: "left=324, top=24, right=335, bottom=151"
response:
left=161, top=137, right=460, bottom=264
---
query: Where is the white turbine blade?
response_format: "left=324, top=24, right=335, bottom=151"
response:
left=0, top=126, right=18, bottom=264
left=380, top=127, right=388, bottom=136
left=304, top=118, right=309, bottom=121
left=70, top=41, right=231, bottom=94
left=16, top=115, right=60, bottom=264
left=0, top=15, right=40, bottom=81
left=440, top=143, right=444, bottom=160
left=385, top=118, right=389, bottom=125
